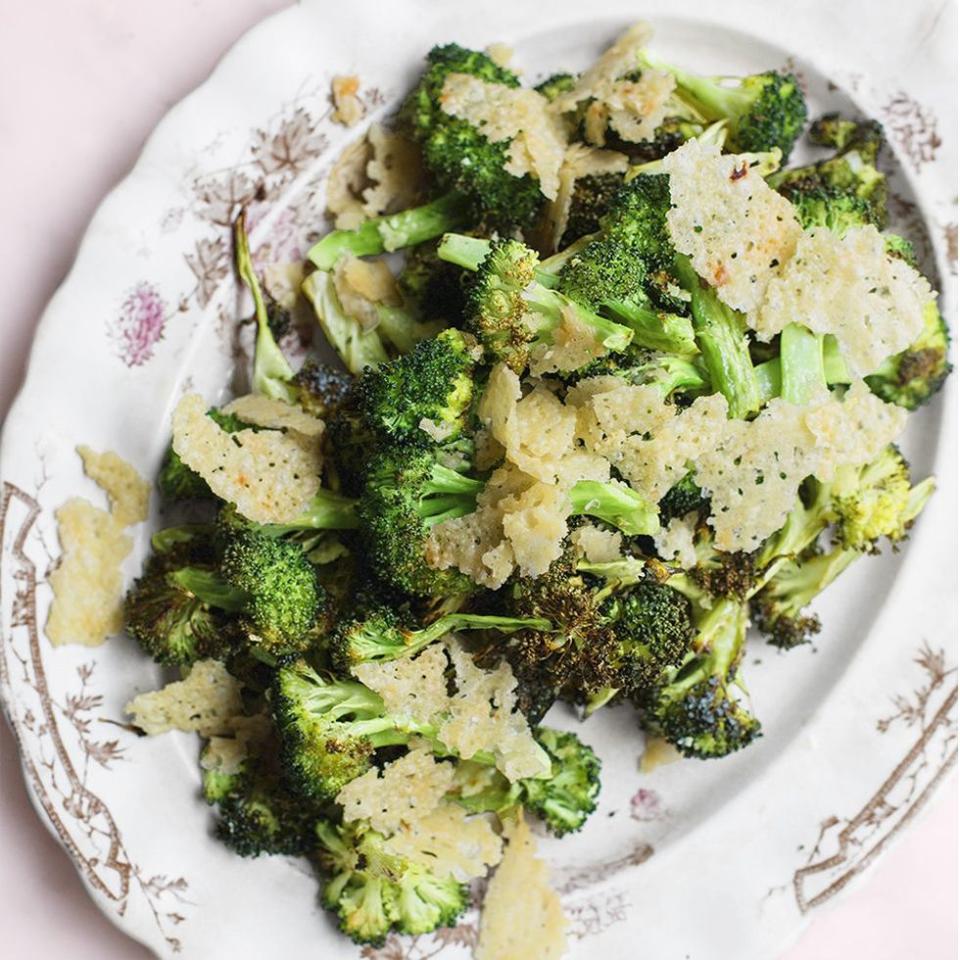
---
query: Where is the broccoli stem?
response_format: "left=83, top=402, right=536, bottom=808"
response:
left=756, top=335, right=850, bottom=403
left=569, top=481, right=660, bottom=536
left=779, top=324, right=826, bottom=405
left=234, top=211, right=296, bottom=403
left=437, top=233, right=559, bottom=285
left=522, top=284, right=634, bottom=354
left=170, top=567, right=248, bottom=613
left=675, top=254, right=761, bottom=418
left=604, top=302, right=699, bottom=356
left=308, top=192, right=471, bottom=270
left=264, top=489, right=361, bottom=533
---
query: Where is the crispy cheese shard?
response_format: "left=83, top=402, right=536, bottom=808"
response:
left=696, top=382, right=907, bottom=551
left=331, top=254, right=401, bottom=331
left=77, top=445, right=150, bottom=526
left=654, top=513, right=699, bottom=568
left=125, top=659, right=242, bottom=737
left=751, top=225, right=934, bottom=376
left=571, top=523, right=624, bottom=563
left=222, top=394, right=325, bottom=438
left=171, top=393, right=321, bottom=524
left=476, top=814, right=568, bottom=960
left=439, top=74, right=568, bottom=200
left=337, top=747, right=456, bottom=834
left=362, top=123, right=424, bottom=218
left=663, top=138, right=802, bottom=313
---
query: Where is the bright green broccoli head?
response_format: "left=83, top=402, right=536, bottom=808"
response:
left=522, top=727, right=602, bottom=836
left=534, top=72, right=577, bottom=102
left=866, top=300, right=951, bottom=411
left=315, top=819, right=468, bottom=944
left=784, top=183, right=875, bottom=235
left=404, top=44, right=543, bottom=228
left=220, top=529, right=325, bottom=659
left=272, top=661, right=410, bottom=801
left=356, top=329, right=476, bottom=444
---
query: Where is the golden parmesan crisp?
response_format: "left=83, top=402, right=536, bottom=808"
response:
left=664, top=139, right=802, bottom=313
left=570, top=523, right=623, bottom=563
left=326, top=136, right=370, bottom=229
left=222, top=394, right=326, bottom=438
left=654, top=514, right=700, bottom=568
left=362, top=123, right=425, bottom=217
left=125, top=660, right=243, bottom=737
left=476, top=814, right=568, bottom=960
left=171, top=393, right=322, bottom=524
left=331, top=74, right=365, bottom=126
left=353, top=645, right=451, bottom=724
left=332, top=254, right=401, bottom=331
left=46, top=499, right=130, bottom=647
left=77, top=445, right=150, bottom=526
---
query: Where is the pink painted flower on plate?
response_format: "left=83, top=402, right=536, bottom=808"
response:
left=630, top=787, right=666, bottom=822
left=110, top=282, right=167, bottom=367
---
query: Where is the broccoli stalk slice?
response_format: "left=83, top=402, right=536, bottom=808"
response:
left=169, top=567, right=249, bottom=613
left=414, top=463, right=485, bottom=527
left=307, top=191, right=471, bottom=270
left=569, top=480, right=660, bottom=536
left=336, top=612, right=553, bottom=667
left=302, top=270, right=390, bottom=375
left=674, top=254, right=761, bottom=418
left=234, top=212, right=296, bottom=403
left=599, top=301, right=699, bottom=357
left=261, top=489, right=360, bottom=533
left=756, top=334, right=850, bottom=403
left=521, top=283, right=635, bottom=354
left=779, top=323, right=826, bottom=405
left=636, top=355, right=709, bottom=398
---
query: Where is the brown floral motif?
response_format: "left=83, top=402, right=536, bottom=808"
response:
left=250, top=107, right=329, bottom=177
left=885, top=190, right=935, bottom=275
left=881, top=92, right=942, bottom=172
left=0, top=483, right=192, bottom=952
left=184, top=236, right=230, bottom=308
left=792, top=643, right=957, bottom=913
left=944, top=223, right=957, bottom=275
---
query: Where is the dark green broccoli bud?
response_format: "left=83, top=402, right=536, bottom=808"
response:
left=331, top=604, right=552, bottom=672
left=173, top=529, right=324, bottom=661
left=293, top=360, right=353, bottom=420
left=674, top=254, right=762, bottom=418
left=315, top=819, right=468, bottom=944
left=272, top=662, right=426, bottom=801
left=647, top=598, right=761, bottom=758
left=883, top=233, right=919, bottom=266
left=865, top=300, right=951, bottom=410
left=771, top=116, right=887, bottom=228
left=785, top=183, right=875, bottom=235
left=623, top=114, right=708, bottom=164
left=830, top=445, right=936, bottom=553
left=642, top=55, right=807, bottom=158
left=535, top=72, right=577, bottom=102
left=807, top=112, right=865, bottom=150
left=124, top=554, right=231, bottom=666
left=235, top=210, right=296, bottom=402
left=659, top=472, right=708, bottom=524
left=442, top=235, right=633, bottom=373
left=157, top=409, right=250, bottom=502
left=559, top=172, right=624, bottom=247
left=202, top=746, right=326, bottom=858
left=403, top=43, right=544, bottom=229
left=566, top=351, right=707, bottom=401
left=307, top=193, right=472, bottom=271
left=355, top=329, right=476, bottom=444
left=397, top=241, right=467, bottom=323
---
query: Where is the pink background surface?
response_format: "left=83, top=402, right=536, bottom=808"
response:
left=0, top=2, right=955, bottom=957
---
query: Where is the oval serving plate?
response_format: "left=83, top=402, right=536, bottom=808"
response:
left=1, top=1, right=955, bottom=957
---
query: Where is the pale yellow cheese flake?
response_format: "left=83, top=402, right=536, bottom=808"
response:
left=477, top=362, right=521, bottom=451
left=696, top=382, right=906, bottom=551
left=752, top=225, right=933, bottom=375
left=485, top=43, right=514, bottom=69
left=640, top=736, right=682, bottom=772
left=331, top=74, right=365, bottom=127
left=476, top=814, right=568, bottom=960
left=77, top=445, right=150, bottom=526
left=326, top=136, right=370, bottom=229
left=200, top=713, right=273, bottom=776
left=664, top=139, right=802, bottom=313
left=439, top=74, right=568, bottom=199
left=505, top=385, right=578, bottom=483
left=385, top=802, right=503, bottom=882
left=527, top=304, right=612, bottom=376
left=353, top=644, right=451, bottom=725
left=500, top=480, right=571, bottom=578
left=332, top=254, right=401, bottom=331
left=171, top=393, right=321, bottom=524
left=46, top=499, right=130, bottom=647
left=362, top=123, right=424, bottom=218
left=570, top=523, right=623, bottom=562
left=125, top=660, right=242, bottom=737
left=222, top=394, right=326, bottom=438
left=654, top=513, right=699, bottom=568
left=337, top=747, right=456, bottom=835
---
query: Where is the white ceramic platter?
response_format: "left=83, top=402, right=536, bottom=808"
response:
left=1, top=1, right=956, bottom=958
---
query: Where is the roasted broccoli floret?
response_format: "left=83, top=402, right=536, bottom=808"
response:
left=559, top=172, right=625, bottom=247
left=535, top=72, right=577, bottom=102
left=272, top=661, right=426, bottom=801
left=315, top=818, right=468, bottom=944
left=293, top=360, right=353, bottom=420
left=354, top=329, right=476, bottom=444
left=786, top=183, right=875, bottom=235
left=357, top=444, right=484, bottom=597
left=440, top=235, right=633, bottom=372
left=172, top=528, right=324, bottom=661
left=331, top=605, right=551, bottom=672
left=659, top=471, right=708, bottom=523
left=397, top=241, right=467, bottom=323
left=865, top=300, right=951, bottom=410
left=640, top=55, right=807, bottom=157
left=404, top=43, right=545, bottom=229
left=646, top=598, right=760, bottom=758
left=456, top=727, right=601, bottom=836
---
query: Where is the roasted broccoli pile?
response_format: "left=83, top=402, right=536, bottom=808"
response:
left=124, top=23, right=948, bottom=949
